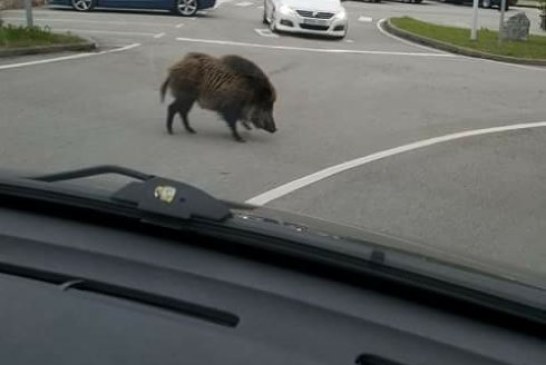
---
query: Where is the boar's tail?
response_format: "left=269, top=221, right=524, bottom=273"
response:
left=160, top=75, right=170, bottom=103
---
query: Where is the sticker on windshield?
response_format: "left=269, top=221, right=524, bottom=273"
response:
left=154, top=186, right=177, bottom=204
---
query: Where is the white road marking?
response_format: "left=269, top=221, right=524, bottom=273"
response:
left=153, top=32, right=165, bottom=39
left=175, top=37, right=455, bottom=57
left=235, top=1, right=253, bottom=6
left=175, top=23, right=184, bottom=28
left=245, top=121, right=546, bottom=206
left=0, top=43, right=141, bottom=71
left=255, top=28, right=279, bottom=38
left=345, top=39, right=354, bottom=43
left=358, top=16, right=373, bottom=22
left=257, top=5, right=264, bottom=8
left=55, top=28, right=157, bottom=37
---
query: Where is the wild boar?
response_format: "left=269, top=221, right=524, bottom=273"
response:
left=160, top=52, right=277, bottom=142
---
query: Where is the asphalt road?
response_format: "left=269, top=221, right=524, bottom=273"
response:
left=1, top=1, right=546, bottom=279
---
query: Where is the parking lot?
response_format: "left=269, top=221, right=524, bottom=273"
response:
left=1, top=0, right=546, bottom=277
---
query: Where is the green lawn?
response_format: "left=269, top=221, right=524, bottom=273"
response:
left=0, top=24, right=84, bottom=49
left=390, top=17, right=546, bottom=60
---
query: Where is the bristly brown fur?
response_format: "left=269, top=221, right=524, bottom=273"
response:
left=160, top=52, right=277, bottom=142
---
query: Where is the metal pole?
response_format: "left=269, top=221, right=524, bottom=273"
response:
left=24, top=0, right=34, bottom=28
left=471, top=0, right=479, bottom=40
left=498, top=0, right=507, bottom=43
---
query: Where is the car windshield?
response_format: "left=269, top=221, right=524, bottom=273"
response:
left=1, top=0, right=545, bottom=294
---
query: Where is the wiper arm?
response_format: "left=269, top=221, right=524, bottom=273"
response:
left=112, top=176, right=231, bottom=221
left=8, top=165, right=232, bottom=222
left=32, top=165, right=153, bottom=182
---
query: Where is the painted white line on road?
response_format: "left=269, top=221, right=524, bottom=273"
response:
left=175, top=37, right=455, bottom=57
left=257, top=5, right=264, bottom=8
left=376, top=18, right=447, bottom=54
left=0, top=43, right=141, bottom=71
left=255, top=28, right=279, bottom=38
left=2, top=16, right=177, bottom=27
left=235, top=1, right=253, bottom=6
left=154, top=32, right=166, bottom=39
left=56, top=28, right=157, bottom=37
left=358, top=16, right=373, bottom=22
left=175, top=23, right=184, bottom=28
left=345, top=39, right=354, bottom=43
left=245, top=121, right=546, bottom=206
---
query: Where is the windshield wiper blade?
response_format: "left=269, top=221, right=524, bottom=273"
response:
left=21, top=165, right=231, bottom=222
left=32, top=165, right=153, bottom=182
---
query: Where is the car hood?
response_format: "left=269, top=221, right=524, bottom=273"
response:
left=229, top=201, right=546, bottom=291
left=281, top=0, right=343, bottom=12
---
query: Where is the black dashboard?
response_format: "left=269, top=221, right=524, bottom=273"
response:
left=0, top=204, right=544, bottom=365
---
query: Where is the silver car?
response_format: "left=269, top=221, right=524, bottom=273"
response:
left=263, top=0, right=348, bottom=39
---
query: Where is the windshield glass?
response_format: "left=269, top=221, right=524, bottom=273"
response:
left=1, top=0, right=545, bottom=292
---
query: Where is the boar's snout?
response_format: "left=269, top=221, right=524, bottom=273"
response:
left=265, top=120, right=277, bottom=133
left=250, top=108, right=277, bottom=133
left=261, top=114, right=276, bottom=133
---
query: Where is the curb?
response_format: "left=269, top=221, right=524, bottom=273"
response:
left=0, top=41, right=97, bottom=58
left=514, top=4, right=538, bottom=8
left=382, top=18, right=546, bottom=66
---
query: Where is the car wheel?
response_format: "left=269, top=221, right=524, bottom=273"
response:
left=175, top=0, right=199, bottom=16
left=481, top=0, right=491, bottom=8
left=413, top=0, right=423, bottom=3
left=71, top=0, right=94, bottom=11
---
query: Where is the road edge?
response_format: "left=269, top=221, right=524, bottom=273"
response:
left=0, top=39, right=97, bottom=58
left=381, top=18, right=546, bottom=67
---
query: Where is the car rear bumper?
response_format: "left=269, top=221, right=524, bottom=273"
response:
left=198, top=0, right=216, bottom=10
left=48, top=0, right=70, bottom=5
left=273, top=13, right=347, bottom=38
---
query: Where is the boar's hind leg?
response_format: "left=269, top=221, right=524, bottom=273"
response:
left=176, top=98, right=196, bottom=134
left=166, top=101, right=178, bottom=134
left=167, top=98, right=195, bottom=134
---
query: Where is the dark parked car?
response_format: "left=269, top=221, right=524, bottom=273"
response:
left=49, top=0, right=216, bottom=16
left=480, top=0, right=515, bottom=9
left=443, top=0, right=516, bottom=10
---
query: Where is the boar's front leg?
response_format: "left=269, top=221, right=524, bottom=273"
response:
left=241, top=120, right=252, bottom=130
left=221, top=109, right=245, bottom=143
